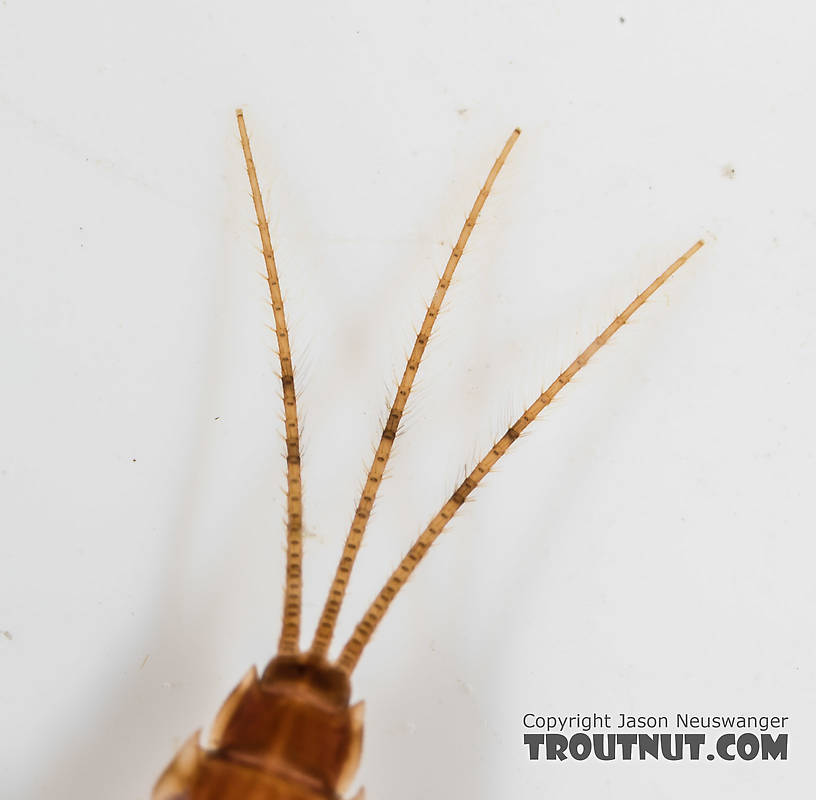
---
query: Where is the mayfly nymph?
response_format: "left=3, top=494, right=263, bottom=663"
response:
left=152, top=109, right=703, bottom=800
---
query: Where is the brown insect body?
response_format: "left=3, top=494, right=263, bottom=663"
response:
left=151, top=109, right=703, bottom=799
left=153, top=655, right=363, bottom=800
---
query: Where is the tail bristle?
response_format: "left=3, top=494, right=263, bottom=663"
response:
left=309, top=129, right=522, bottom=659
left=336, top=240, right=704, bottom=673
left=236, top=110, right=305, bottom=655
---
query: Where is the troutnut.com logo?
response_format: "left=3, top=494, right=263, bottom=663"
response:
left=523, top=714, right=788, bottom=761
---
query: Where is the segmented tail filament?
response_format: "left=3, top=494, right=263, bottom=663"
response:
left=236, top=109, right=703, bottom=674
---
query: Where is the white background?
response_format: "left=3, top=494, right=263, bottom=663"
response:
left=1, top=2, right=814, bottom=798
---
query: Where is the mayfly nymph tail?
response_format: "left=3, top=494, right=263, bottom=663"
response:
left=152, top=109, right=703, bottom=800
